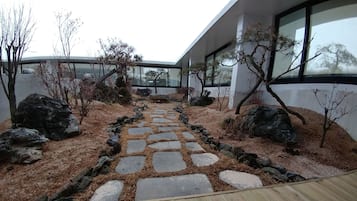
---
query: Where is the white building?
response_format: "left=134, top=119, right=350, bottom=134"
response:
left=179, top=0, right=357, bottom=140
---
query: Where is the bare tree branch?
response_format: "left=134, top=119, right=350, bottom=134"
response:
left=0, top=4, right=35, bottom=124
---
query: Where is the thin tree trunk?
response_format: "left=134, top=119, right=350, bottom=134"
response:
left=96, top=68, right=117, bottom=87
left=265, top=84, right=306, bottom=125
left=235, top=78, right=262, bottom=114
left=9, top=81, right=17, bottom=126
left=320, top=108, right=328, bottom=148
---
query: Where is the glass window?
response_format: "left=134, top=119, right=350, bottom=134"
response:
left=204, top=46, right=233, bottom=86
left=214, top=49, right=233, bottom=86
left=127, top=66, right=181, bottom=87
left=205, top=55, right=214, bottom=86
left=272, top=8, right=305, bottom=79
left=305, top=1, right=357, bottom=75
left=272, top=0, right=357, bottom=82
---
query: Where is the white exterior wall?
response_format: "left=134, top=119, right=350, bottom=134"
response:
left=0, top=74, right=48, bottom=122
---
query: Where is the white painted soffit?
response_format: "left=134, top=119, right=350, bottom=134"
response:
left=176, top=0, right=306, bottom=66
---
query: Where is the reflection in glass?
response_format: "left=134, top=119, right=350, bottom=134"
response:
left=272, top=8, right=306, bottom=78
left=305, top=1, right=357, bottom=75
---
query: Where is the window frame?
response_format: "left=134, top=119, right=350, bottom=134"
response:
left=204, top=43, right=233, bottom=87
left=268, top=0, right=357, bottom=85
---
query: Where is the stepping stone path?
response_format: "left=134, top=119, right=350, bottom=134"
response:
left=91, top=105, right=263, bottom=200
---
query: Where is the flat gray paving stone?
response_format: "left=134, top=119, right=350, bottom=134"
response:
left=151, top=123, right=180, bottom=126
left=219, top=170, right=263, bottom=190
left=182, top=131, right=195, bottom=140
left=135, top=174, right=213, bottom=201
left=152, top=151, right=186, bottom=173
left=149, top=141, right=181, bottom=150
left=90, top=180, right=123, bottom=201
left=127, top=140, right=146, bottom=154
left=158, top=126, right=181, bottom=132
left=153, top=118, right=172, bottom=123
left=152, top=110, right=167, bottom=115
left=185, top=142, right=204, bottom=151
left=147, top=132, right=178, bottom=141
left=136, top=121, right=146, bottom=127
left=191, top=153, right=219, bottom=167
left=115, top=156, right=146, bottom=174
left=167, top=115, right=177, bottom=120
left=128, top=127, right=152, bottom=135
left=150, top=115, right=164, bottom=118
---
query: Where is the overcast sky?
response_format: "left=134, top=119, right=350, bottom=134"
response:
left=1, top=0, right=231, bottom=62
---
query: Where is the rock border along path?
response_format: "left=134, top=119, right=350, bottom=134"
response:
left=90, top=104, right=263, bottom=201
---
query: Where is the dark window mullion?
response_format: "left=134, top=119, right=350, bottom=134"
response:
left=299, top=6, right=311, bottom=81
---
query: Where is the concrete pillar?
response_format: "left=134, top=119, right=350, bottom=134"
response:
left=228, top=14, right=273, bottom=110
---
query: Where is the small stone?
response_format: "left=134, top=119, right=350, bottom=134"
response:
left=219, top=170, right=262, bottom=190
left=185, top=142, right=204, bottom=152
left=191, top=153, right=219, bottom=167
left=220, top=150, right=235, bottom=158
left=90, top=180, right=123, bottom=201
left=182, top=132, right=195, bottom=140
left=256, top=157, right=271, bottom=167
left=262, top=167, right=288, bottom=182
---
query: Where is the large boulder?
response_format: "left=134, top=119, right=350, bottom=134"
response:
left=15, top=94, right=80, bottom=140
left=241, top=106, right=297, bottom=144
left=0, top=128, right=48, bottom=164
left=190, top=91, right=215, bottom=106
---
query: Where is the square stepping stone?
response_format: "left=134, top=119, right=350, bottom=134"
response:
left=149, top=141, right=181, bottom=150
left=148, top=132, right=178, bottom=141
left=128, top=127, right=152, bottom=135
left=127, top=140, right=146, bottom=154
left=182, top=131, right=195, bottom=140
left=150, top=115, right=164, bottom=118
left=191, top=153, right=219, bottom=167
left=167, top=115, right=176, bottom=120
left=90, top=180, right=123, bottom=201
left=158, top=126, right=181, bottom=132
left=152, top=151, right=186, bottom=173
left=153, top=118, right=172, bottom=123
left=153, top=109, right=167, bottom=114
left=219, top=170, right=263, bottom=190
left=135, top=174, right=213, bottom=201
left=115, top=156, right=146, bottom=174
left=185, top=142, right=204, bottom=151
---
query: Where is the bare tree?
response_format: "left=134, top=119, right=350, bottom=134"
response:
left=232, top=24, right=319, bottom=124
left=54, top=10, right=82, bottom=78
left=313, top=85, right=355, bottom=148
left=145, top=70, right=164, bottom=94
left=318, top=43, right=357, bottom=74
left=52, top=11, right=83, bottom=106
left=36, top=61, right=67, bottom=100
left=186, top=63, right=207, bottom=97
left=78, top=77, right=95, bottom=124
left=96, top=38, right=142, bottom=86
left=0, top=5, right=35, bottom=124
